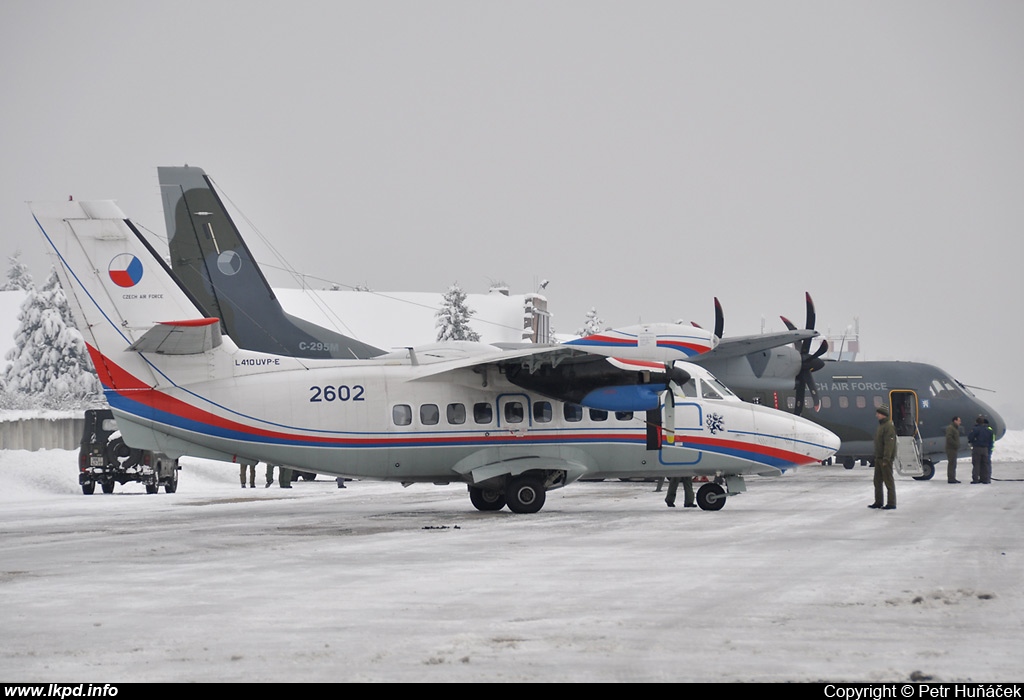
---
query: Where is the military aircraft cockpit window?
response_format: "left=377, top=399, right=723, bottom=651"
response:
left=589, top=409, right=608, bottom=421
left=473, top=402, right=493, bottom=424
left=703, top=375, right=737, bottom=400
left=534, top=401, right=553, bottom=423
left=447, top=403, right=466, bottom=425
left=701, top=381, right=723, bottom=399
left=674, top=379, right=698, bottom=398
left=931, top=378, right=962, bottom=399
left=393, top=404, right=412, bottom=426
left=564, top=404, right=584, bottom=422
left=954, top=378, right=976, bottom=398
left=615, top=411, right=634, bottom=421
left=505, top=401, right=525, bottom=424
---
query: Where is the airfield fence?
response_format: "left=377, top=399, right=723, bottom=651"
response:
left=0, top=417, right=84, bottom=451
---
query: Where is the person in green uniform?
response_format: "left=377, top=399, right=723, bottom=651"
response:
left=945, top=416, right=962, bottom=484
left=869, top=405, right=897, bottom=510
left=665, top=476, right=695, bottom=508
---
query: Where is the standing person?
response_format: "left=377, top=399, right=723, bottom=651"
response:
left=945, top=416, right=962, bottom=484
left=265, top=463, right=275, bottom=488
left=239, top=463, right=256, bottom=489
left=665, top=476, right=695, bottom=508
left=869, top=406, right=897, bottom=510
left=968, top=415, right=993, bottom=484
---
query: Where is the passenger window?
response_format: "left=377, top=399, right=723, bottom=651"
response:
left=420, top=404, right=439, bottom=425
left=589, top=409, right=608, bottom=422
left=473, top=402, right=493, bottom=424
left=504, top=401, right=525, bottom=424
left=820, top=397, right=831, bottom=409
left=534, top=401, right=553, bottom=423
left=446, top=403, right=466, bottom=425
left=564, top=404, right=583, bottom=422
left=838, top=396, right=849, bottom=409
left=786, top=396, right=796, bottom=410
left=873, top=396, right=883, bottom=409
left=615, top=411, right=633, bottom=421
left=393, top=404, right=412, bottom=426
left=856, top=396, right=866, bottom=409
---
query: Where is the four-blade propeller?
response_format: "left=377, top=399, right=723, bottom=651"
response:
left=780, top=292, right=829, bottom=414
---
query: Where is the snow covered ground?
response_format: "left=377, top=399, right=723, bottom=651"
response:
left=1, top=433, right=1022, bottom=682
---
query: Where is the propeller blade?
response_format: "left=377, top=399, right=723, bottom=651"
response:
left=713, top=297, right=724, bottom=340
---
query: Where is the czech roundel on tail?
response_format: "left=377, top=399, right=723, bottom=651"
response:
left=30, top=196, right=839, bottom=513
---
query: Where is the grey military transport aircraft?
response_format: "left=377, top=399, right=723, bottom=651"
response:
left=687, top=295, right=1007, bottom=480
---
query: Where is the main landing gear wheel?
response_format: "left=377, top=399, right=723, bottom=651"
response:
left=842, top=457, right=855, bottom=470
left=164, top=465, right=178, bottom=494
left=505, top=475, right=546, bottom=514
left=696, top=483, right=727, bottom=511
left=469, top=486, right=506, bottom=512
left=913, top=459, right=936, bottom=481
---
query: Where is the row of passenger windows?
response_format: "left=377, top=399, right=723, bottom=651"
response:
left=392, top=401, right=636, bottom=427
left=782, top=395, right=886, bottom=410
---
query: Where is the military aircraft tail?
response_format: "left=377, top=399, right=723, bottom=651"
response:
left=158, top=165, right=384, bottom=360
left=30, top=198, right=234, bottom=395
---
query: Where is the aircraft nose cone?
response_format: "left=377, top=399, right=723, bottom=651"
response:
left=974, top=398, right=1007, bottom=441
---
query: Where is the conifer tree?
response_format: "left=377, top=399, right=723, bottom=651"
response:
left=435, top=283, right=481, bottom=342
left=3, top=268, right=101, bottom=409
left=1, top=250, right=34, bottom=291
left=576, top=307, right=605, bottom=337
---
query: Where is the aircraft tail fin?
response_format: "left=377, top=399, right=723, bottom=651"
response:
left=158, top=166, right=384, bottom=359
left=29, top=199, right=228, bottom=389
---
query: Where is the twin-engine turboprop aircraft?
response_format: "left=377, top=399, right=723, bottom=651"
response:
left=31, top=198, right=839, bottom=513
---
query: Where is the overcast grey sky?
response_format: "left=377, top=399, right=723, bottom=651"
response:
left=3, top=1, right=1022, bottom=424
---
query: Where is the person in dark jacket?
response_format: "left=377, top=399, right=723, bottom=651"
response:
left=968, top=415, right=994, bottom=484
left=869, top=405, right=897, bottom=510
left=945, top=416, right=962, bottom=483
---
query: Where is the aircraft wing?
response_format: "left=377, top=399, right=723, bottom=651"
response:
left=690, top=329, right=816, bottom=362
left=403, top=343, right=594, bottom=379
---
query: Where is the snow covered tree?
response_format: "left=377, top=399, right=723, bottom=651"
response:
left=435, top=283, right=480, bottom=342
left=576, top=307, right=605, bottom=336
left=2, top=250, right=34, bottom=291
left=3, top=267, right=101, bottom=409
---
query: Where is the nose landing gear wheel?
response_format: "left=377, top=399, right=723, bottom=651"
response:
left=912, top=459, right=936, bottom=481
left=696, top=483, right=727, bottom=511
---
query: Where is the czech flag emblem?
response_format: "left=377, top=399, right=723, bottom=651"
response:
left=108, top=254, right=144, bottom=288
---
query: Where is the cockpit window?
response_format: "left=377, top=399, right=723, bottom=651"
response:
left=703, top=375, right=737, bottom=399
left=700, top=380, right=723, bottom=400
left=930, top=378, right=961, bottom=399
left=675, top=379, right=698, bottom=398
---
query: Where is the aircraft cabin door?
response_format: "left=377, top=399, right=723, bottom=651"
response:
left=497, top=394, right=531, bottom=437
left=656, top=386, right=704, bottom=466
left=889, top=390, right=924, bottom=477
